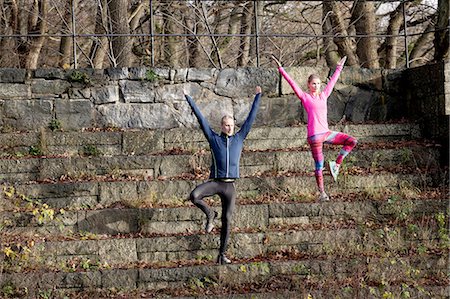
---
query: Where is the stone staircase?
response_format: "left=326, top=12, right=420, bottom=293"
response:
left=0, top=122, right=448, bottom=298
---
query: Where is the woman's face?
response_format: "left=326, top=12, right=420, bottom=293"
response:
left=308, top=78, right=321, bottom=93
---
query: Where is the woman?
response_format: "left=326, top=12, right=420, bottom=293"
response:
left=272, top=55, right=357, bottom=201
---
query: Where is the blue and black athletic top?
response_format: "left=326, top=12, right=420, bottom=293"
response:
left=185, top=93, right=261, bottom=179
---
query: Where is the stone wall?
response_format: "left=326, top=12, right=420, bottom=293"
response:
left=403, top=60, right=449, bottom=165
left=0, top=66, right=407, bottom=133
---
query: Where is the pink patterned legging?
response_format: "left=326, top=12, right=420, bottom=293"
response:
left=307, top=131, right=357, bottom=193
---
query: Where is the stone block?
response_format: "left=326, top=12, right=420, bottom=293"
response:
left=2, top=99, right=52, bottom=131
left=31, top=79, right=71, bottom=96
left=98, top=181, right=139, bottom=207
left=216, top=68, right=279, bottom=98
left=106, top=67, right=129, bottom=80
left=102, top=269, right=138, bottom=289
left=119, top=80, right=156, bottom=103
left=78, top=208, right=140, bottom=235
left=91, top=85, right=119, bottom=104
left=122, top=130, right=164, bottom=155
left=96, top=103, right=179, bottom=129
left=55, top=99, right=93, bottom=130
left=99, top=239, right=138, bottom=264
left=187, top=68, right=218, bottom=82
left=34, top=68, right=65, bottom=79
left=0, top=68, right=27, bottom=82
left=0, top=83, right=29, bottom=99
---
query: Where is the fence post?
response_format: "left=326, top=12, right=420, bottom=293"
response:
left=402, top=1, right=409, bottom=68
left=71, top=0, right=77, bottom=69
left=150, top=0, right=155, bottom=67
left=254, top=0, right=260, bottom=67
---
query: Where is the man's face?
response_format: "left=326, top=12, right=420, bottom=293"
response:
left=221, top=117, right=235, bottom=136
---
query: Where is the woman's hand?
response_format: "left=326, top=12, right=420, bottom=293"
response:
left=271, top=54, right=282, bottom=67
left=338, top=56, right=347, bottom=66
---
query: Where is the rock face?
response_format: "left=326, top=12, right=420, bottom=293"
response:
left=0, top=64, right=447, bottom=133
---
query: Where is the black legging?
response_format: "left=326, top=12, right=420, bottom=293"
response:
left=189, top=180, right=236, bottom=254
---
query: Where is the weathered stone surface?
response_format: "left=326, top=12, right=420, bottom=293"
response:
left=119, top=80, right=157, bottom=103
left=216, top=68, right=279, bottom=98
left=1, top=99, right=52, bottom=130
left=31, top=79, right=71, bottom=95
left=102, top=269, right=138, bottom=289
left=252, top=96, right=303, bottom=127
left=122, top=130, right=165, bottom=155
left=55, top=99, right=93, bottom=130
left=99, top=239, right=138, bottom=264
left=0, top=68, right=27, bottom=82
left=187, top=68, right=218, bottom=82
left=34, top=68, right=66, bottom=80
left=98, top=181, right=139, bottom=207
left=0, top=83, right=29, bottom=98
left=68, top=87, right=91, bottom=99
left=91, top=85, right=119, bottom=104
left=106, top=67, right=129, bottom=80
left=96, top=103, right=179, bottom=129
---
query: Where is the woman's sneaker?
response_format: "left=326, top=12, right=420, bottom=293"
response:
left=217, top=254, right=231, bottom=265
left=329, top=161, right=340, bottom=182
left=318, top=192, right=330, bottom=201
left=205, top=211, right=218, bottom=233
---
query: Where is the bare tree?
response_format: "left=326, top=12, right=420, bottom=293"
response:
left=323, top=1, right=358, bottom=66
left=351, top=0, right=379, bottom=68
left=23, top=0, right=48, bottom=69
left=434, top=0, right=449, bottom=61
left=237, top=1, right=253, bottom=67
left=108, top=0, right=133, bottom=67
left=384, top=3, right=410, bottom=69
left=58, top=0, right=77, bottom=68
left=89, top=0, right=109, bottom=69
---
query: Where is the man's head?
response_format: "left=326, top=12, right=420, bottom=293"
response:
left=221, top=115, right=235, bottom=136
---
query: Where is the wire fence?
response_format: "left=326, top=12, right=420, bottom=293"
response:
left=0, top=0, right=446, bottom=69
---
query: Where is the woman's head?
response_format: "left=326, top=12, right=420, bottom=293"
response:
left=221, top=115, right=235, bottom=136
left=307, top=74, right=321, bottom=94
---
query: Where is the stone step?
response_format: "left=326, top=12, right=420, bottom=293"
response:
left=1, top=191, right=446, bottom=237
left=0, top=141, right=440, bottom=183
left=0, top=123, right=421, bottom=158
left=6, top=171, right=439, bottom=210
left=1, top=253, right=446, bottom=298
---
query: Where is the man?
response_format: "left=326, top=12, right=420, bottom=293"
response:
left=184, top=86, right=262, bottom=264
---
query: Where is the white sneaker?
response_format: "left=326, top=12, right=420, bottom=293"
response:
left=318, top=192, right=330, bottom=201
left=205, top=211, right=218, bottom=233
left=329, top=161, right=340, bottom=182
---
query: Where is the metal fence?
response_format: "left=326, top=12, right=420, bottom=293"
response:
left=0, top=0, right=445, bottom=69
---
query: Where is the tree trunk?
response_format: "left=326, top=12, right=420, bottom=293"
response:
left=434, top=0, right=449, bottom=61
left=351, top=0, right=379, bottom=68
left=323, top=0, right=358, bottom=66
left=108, top=0, right=132, bottom=67
left=0, top=0, right=19, bottom=67
left=185, top=1, right=203, bottom=67
left=25, top=0, right=48, bottom=69
left=322, top=3, right=340, bottom=67
left=160, top=1, right=182, bottom=67
left=237, top=1, right=253, bottom=67
left=59, top=0, right=77, bottom=68
left=385, top=4, right=405, bottom=69
left=89, top=0, right=109, bottom=68
left=410, top=21, right=434, bottom=66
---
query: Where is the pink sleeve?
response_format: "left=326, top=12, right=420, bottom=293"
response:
left=278, top=67, right=307, bottom=103
left=322, top=64, right=343, bottom=98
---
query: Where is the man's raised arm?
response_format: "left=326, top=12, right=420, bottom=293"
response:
left=237, top=86, right=262, bottom=138
left=184, top=94, right=213, bottom=138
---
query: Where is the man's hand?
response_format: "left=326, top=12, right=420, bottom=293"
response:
left=338, top=56, right=347, bottom=66
left=271, top=54, right=282, bottom=67
left=255, top=86, right=262, bottom=94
